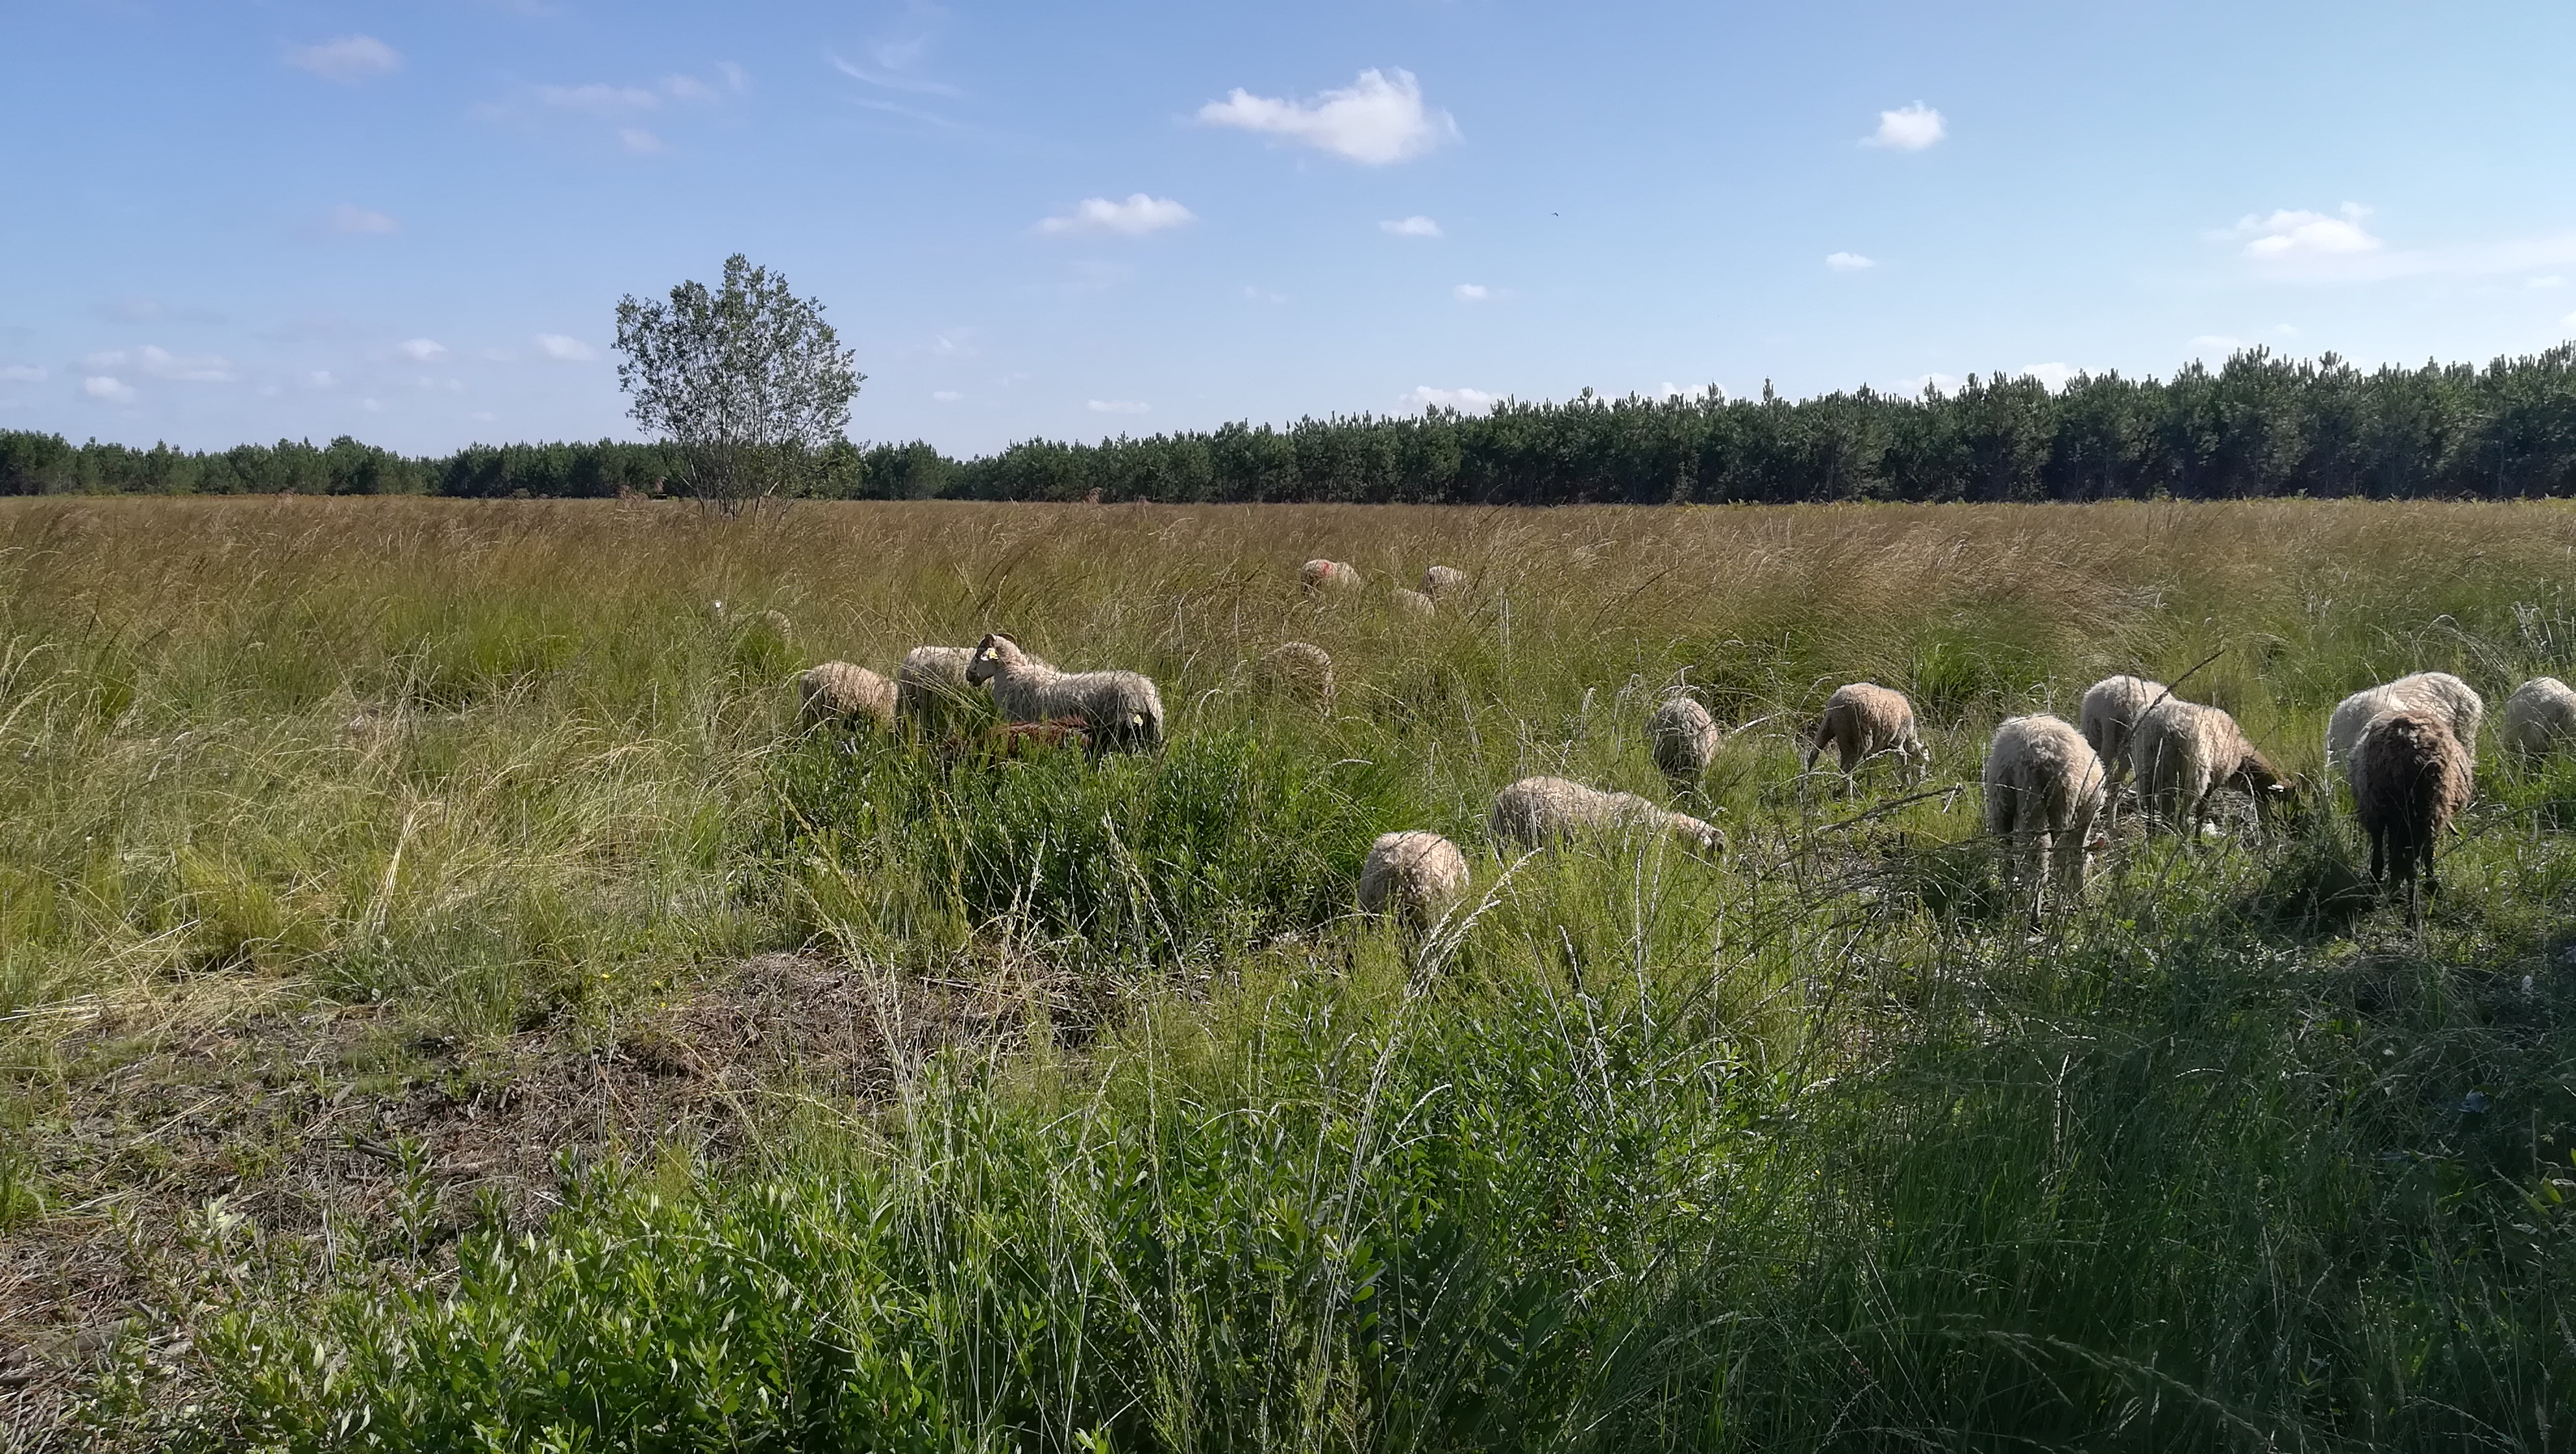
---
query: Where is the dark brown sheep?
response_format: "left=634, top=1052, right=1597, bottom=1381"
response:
left=2349, top=707, right=2474, bottom=913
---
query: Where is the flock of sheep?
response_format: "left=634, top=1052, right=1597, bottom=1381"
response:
left=787, top=558, right=2576, bottom=937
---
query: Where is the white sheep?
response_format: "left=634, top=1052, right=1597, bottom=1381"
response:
left=965, top=633, right=1165, bottom=754
left=1488, top=776, right=1721, bottom=854
left=1804, top=683, right=1927, bottom=781
left=1390, top=587, right=1435, bottom=620
left=1300, top=560, right=1365, bottom=595
left=2079, top=674, right=2166, bottom=782
left=2128, top=698, right=2286, bottom=835
left=2501, top=676, right=2576, bottom=761
left=895, top=645, right=985, bottom=730
left=1648, top=695, right=1720, bottom=789
left=2325, top=671, right=2483, bottom=770
left=797, top=661, right=895, bottom=731
left=1420, top=565, right=1467, bottom=600
left=1357, top=831, right=1470, bottom=933
left=1256, top=641, right=1335, bottom=711
left=1983, top=714, right=2107, bottom=906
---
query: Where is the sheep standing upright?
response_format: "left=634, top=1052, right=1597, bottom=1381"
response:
left=2501, top=676, right=2576, bottom=761
left=1357, top=832, right=1470, bottom=933
left=1420, top=565, right=1467, bottom=600
left=896, top=645, right=985, bottom=732
left=1804, top=683, right=1927, bottom=781
left=2128, top=698, right=2286, bottom=835
left=966, top=633, right=1165, bottom=754
left=2349, top=707, right=2473, bottom=915
left=1300, top=560, right=1364, bottom=596
left=1256, top=641, right=1335, bottom=712
left=797, top=662, right=897, bottom=731
left=1983, top=715, right=2107, bottom=907
left=1648, top=695, right=1720, bottom=791
left=2325, top=671, right=2483, bottom=770
left=1488, top=776, right=1722, bottom=853
left=2079, top=674, right=2166, bottom=784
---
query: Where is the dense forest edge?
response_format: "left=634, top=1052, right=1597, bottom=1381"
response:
left=15, top=344, right=2576, bottom=504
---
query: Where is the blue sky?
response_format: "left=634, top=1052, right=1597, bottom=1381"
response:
left=4, top=1, right=2574, bottom=456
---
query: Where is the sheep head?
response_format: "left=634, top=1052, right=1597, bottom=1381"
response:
left=967, top=632, right=1022, bottom=685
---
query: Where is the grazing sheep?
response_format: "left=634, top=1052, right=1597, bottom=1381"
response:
left=966, top=633, right=1165, bottom=754
left=797, top=661, right=896, bottom=731
left=896, top=645, right=985, bottom=730
left=1648, top=695, right=1721, bottom=789
left=1256, top=641, right=1335, bottom=711
left=1357, top=831, right=1470, bottom=933
left=2128, top=698, right=2286, bottom=835
left=1390, top=587, right=1435, bottom=620
left=2349, top=707, right=2473, bottom=911
left=2325, top=671, right=2483, bottom=770
left=1804, top=683, right=1927, bottom=780
left=1420, top=565, right=1467, bottom=600
left=1300, top=559, right=1365, bottom=595
left=2079, top=674, right=2166, bottom=783
left=1983, top=715, right=2107, bottom=906
left=2501, top=676, right=2576, bottom=761
left=1487, top=776, right=1722, bottom=853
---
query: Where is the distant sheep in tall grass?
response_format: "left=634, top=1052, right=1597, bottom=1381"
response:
left=1256, top=641, right=1335, bottom=711
left=2079, top=674, right=2165, bottom=783
left=1300, top=560, right=1364, bottom=596
left=896, top=645, right=986, bottom=731
left=1420, top=565, right=1467, bottom=600
left=1983, top=714, right=2107, bottom=907
left=2501, top=676, right=2576, bottom=761
left=967, top=633, right=1165, bottom=754
left=1804, top=683, right=1927, bottom=780
left=1390, top=587, right=1435, bottom=620
left=1648, top=695, right=1720, bottom=790
left=2129, top=698, right=2286, bottom=835
left=2325, top=671, right=2483, bottom=770
left=797, top=661, right=895, bottom=731
left=1357, top=831, right=1469, bottom=933
left=1488, top=776, right=1721, bottom=853
left=2350, top=706, right=2473, bottom=913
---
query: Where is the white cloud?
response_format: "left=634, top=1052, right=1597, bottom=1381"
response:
left=1402, top=386, right=1498, bottom=412
left=1244, top=286, right=1287, bottom=304
left=1825, top=251, right=1875, bottom=272
left=1897, top=372, right=1965, bottom=397
left=362, top=397, right=384, bottom=412
left=2529, top=275, right=2566, bottom=290
left=83, top=376, right=135, bottom=402
left=286, top=35, right=401, bottom=84
left=1197, top=68, right=1458, bottom=166
left=536, top=82, right=660, bottom=116
left=1453, top=283, right=1491, bottom=302
left=2235, top=204, right=2381, bottom=262
left=1864, top=103, right=1944, bottom=151
left=1039, top=194, right=1195, bottom=237
left=828, top=49, right=963, bottom=99
left=398, top=338, right=449, bottom=362
left=1087, top=399, right=1150, bottom=415
left=1381, top=216, right=1442, bottom=238
left=2022, top=362, right=2079, bottom=391
left=535, top=333, right=597, bottom=362
left=663, top=75, right=719, bottom=103
left=0, top=365, right=47, bottom=384
left=328, top=203, right=399, bottom=236
left=932, top=389, right=963, bottom=402
left=717, top=62, right=748, bottom=92
left=1659, top=382, right=1724, bottom=401
left=306, top=371, right=335, bottom=388
left=86, top=345, right=238, bottom=383
left=619, top=127, right=665, bottom=153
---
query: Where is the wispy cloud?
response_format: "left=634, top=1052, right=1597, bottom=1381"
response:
left=534, top=82, right=661, bottom=116
left=397, top=338, right=449, bottom=362
left=1198, top=68, right=1458, bottom=166
left=0, top=365, right=47, bottom=384
left=1380, top=216, right=1442, bottom=238
left=85, top=345, right=238, bottom=382
left=619, top=127, right=665, bottom=153
left=1825, top=251, right=1875, bottom=271
left=1453, top=283, right=1492, bottom=302
left=2233, top=204, right=2381, bottom=263
left=327, top=203, right=399, bottom=236
left=828, top=48, right=963, bottom=99
left=1402, top=385, right=1497, bottom=412
left=1863, top=103, right=1944, bottom=151
left=1244, top=285, right=1287, bottom=304
left=1039, top=194, right=1194, bottom=237
left=2211, top=205, right=2576, bottom=283
left=1087, top=399, right=1149, bottom=415
left=83, top=376, right=136, bottom=402
left=932, top=389, right=963, bottom=402
left=286, top=35, right=401, bottom=84
left=535, top=333, right=597, bottom=361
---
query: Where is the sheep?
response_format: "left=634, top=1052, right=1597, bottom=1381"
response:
left=1983, top=714, right=2107, bottom=907
left=1803, top=683, right=1927, bottom=781
left=1390, top=587, right=1435, bottom=620
left=1357, top=831, right=1470, bottom=933
left=1488, top=776, right=1722, bottom=854
left=1256, top=641, right=1335, bottom=711
left=1648, top=695, right=1720, bottom=790
left=1420, top=565, right=1467, bottom=600
left=797, top=661, right=896, bottom=731
left=2325, top=671, right=2483, bottom=770
left=965, top=632, right=1165, bottom=754
left=2127, top=698, right=2286, bottom=835
left=2349, top=706, right=2473, bottom=913
left=2079, top=674, right=2166, bottom=783
left=1300, top=559, right=1365, bottom=595
left=2501, top=676, right=2576, bottom=761
left=895, top=645, right=986, bottom=730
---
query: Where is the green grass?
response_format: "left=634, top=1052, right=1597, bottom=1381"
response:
left=8, top=497, right=2576, bottom=1449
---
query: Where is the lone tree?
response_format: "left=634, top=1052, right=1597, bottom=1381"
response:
left=613, top=254, right=862, bottom=510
